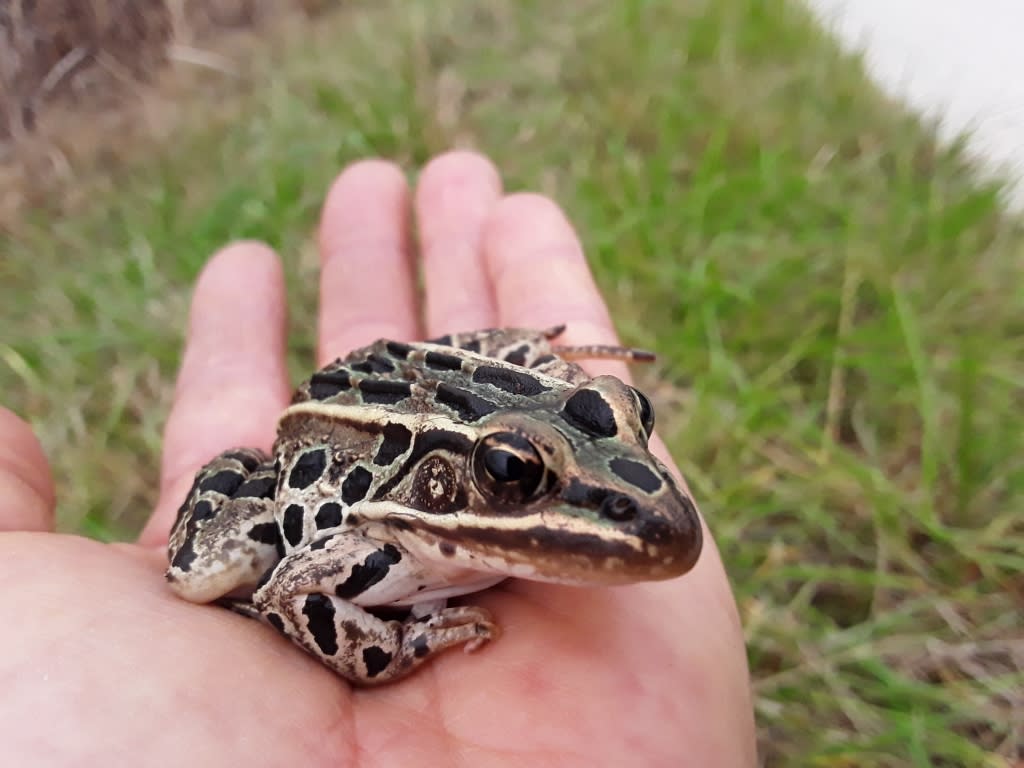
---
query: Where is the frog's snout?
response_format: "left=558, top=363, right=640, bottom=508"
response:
left=615, top=490, right=703, bottom=579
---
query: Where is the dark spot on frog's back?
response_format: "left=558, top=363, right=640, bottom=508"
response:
left=472, top=365, right=550, bottom=396
left=198, top=469, right=245, bottom=496
left=362, top=646, right=393, bottom=678
left=503, top=344, right=530, bottom=366
left=609, top=457, right=663, bottom=493
left=385, top=341, right=413, bottom=359
left=289, top=448, right=328, bottom=489
left=225, top=449, right=262, bottom=469
left=561, top=388, right=617, bottom=438
left=352, top=354, right=396, bottom=374
left=435, top=383, right=499, bottom=422
left=424, top=350, right=464, bottom=371
left=358, top=379, right=412, bottom=405
left=302, top=594, right=338, bottom=656
left=232, top=473, right=277, bottom=499
left=308, top=369, right=351, bottom=400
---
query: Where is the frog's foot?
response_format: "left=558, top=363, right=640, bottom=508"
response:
left=407, top=604, right=499, bottom=655
left=166, top=448, right=282, bottom=603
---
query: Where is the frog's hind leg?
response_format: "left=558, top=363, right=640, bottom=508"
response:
left=426, top=326, right=561, bottom=367
left=166, top=448, right=283, bottom=604
left=432, top=326, right=653, bottom=363
left=551, top=342, right=656, bottom=363
left=253, top=531, right=497, bottom=685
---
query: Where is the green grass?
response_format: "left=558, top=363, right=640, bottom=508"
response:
left=2, top=0, right=1021, bottom=764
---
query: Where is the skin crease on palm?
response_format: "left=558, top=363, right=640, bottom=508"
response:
left=0, top=152, right=757, bottom=767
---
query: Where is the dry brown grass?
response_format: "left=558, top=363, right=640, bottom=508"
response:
left=0, top=0, right=172, bottom=138
left=0, top=0, right=339, bottom=226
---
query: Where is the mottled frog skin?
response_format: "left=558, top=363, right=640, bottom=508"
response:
left=166, top=327, right=702, bottom=685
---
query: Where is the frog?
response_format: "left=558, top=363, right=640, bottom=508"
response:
left=165, top=326, right=702, bottom=686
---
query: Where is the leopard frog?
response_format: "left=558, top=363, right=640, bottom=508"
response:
left=166, top=327, right=702, bottom=685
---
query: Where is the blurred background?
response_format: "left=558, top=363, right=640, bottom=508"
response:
left=809, top=0, right=1024, bottom=211
left=1, top=1, right=1021, bottom=765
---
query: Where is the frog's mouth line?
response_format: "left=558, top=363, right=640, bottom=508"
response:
left=387, top=511, right=703, bottom=585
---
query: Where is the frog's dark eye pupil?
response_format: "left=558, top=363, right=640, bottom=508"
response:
left=484, top=449, right=525, bottom=482
left=473, top=432, right=546, bottom=503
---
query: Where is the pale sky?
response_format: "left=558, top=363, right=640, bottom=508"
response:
left=806, top=0, right=1024, bottom=208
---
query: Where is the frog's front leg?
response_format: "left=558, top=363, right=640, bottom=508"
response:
left=166, top=448, right=282, bottom=603
left=253, top=531, right=498, bottom=685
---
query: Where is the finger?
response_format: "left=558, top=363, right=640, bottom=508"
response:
left=415, top=150, right=503, bottom=335
left=482, top=194, right=694, bottom=495
left=317, top=160, right=417, bottom=363
left=0, top=408, right=55, bottom=532
left=139, top=243, right=290, bottom=546
left=484, top=193, right=631, bottom=382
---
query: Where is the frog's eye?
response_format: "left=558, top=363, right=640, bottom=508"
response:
left=473, top=432, right=545, bottom=504
left=631, top=387, right=656, bottom=438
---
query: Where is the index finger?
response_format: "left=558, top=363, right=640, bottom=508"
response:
left=139, top=243, right=290, bottom=546
left=481, top=191, right=753, bottom=747
left=483, top=193, right=633, bottom=383
left=0, top=408, right=55, bottom=533
left=317, top=160, right=418, bottom=363
left=482, top=193, right=693, bottom=496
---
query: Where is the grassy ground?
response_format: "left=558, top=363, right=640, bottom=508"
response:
left=2, top=1, right=1021, bottom=764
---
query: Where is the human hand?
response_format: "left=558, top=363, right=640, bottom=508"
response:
left=0, top=153, right=755, bottom=766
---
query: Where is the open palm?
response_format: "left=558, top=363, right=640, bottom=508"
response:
left=0, top=153, right=755, bottom=767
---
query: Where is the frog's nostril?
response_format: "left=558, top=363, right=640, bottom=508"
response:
left=601, top=493, right=638, bottom=521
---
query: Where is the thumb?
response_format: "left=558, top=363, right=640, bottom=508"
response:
left=0, top=408, right=55, bottom=532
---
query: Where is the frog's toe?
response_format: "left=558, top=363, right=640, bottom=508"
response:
left=406, top=605, right=500, bottom=657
